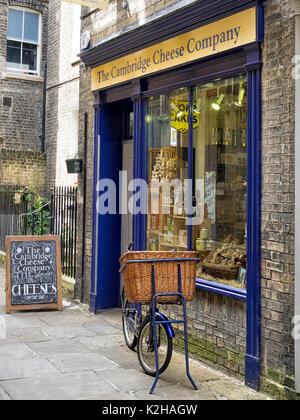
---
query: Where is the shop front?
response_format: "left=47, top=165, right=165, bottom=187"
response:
left=81, top=0, right=263, bottom=390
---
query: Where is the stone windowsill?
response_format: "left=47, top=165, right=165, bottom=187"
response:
left=2, top=72, right=44, bottom=83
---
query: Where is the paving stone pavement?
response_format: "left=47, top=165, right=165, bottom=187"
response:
left=0, top=267, right=270, bottom=400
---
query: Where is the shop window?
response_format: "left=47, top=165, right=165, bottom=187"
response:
left=145, top=77, right=247, bottom=290
left=146, top=88, right=189, bottom=251
left=6, top=8, right=41, bottom=76
left=192, top=75, right=247, bottom=289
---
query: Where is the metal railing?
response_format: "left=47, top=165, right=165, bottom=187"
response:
left=0, top=185, right=27, bottom=250
left=50, top=186, right=78, bottom=278
left=0, top=185, right=78, bottom=279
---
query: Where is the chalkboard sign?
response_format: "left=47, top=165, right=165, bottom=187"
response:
left=6, top=236, right=62, bottom=313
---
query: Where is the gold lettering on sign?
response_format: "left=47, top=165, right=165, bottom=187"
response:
left=91, top=8, right=257, bottom=90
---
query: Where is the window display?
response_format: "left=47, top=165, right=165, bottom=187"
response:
left=146, top=88, right=189, bottom=251
left=192, top=75, right=247, bottom=288
left=145, top=76, right=247, bottom=289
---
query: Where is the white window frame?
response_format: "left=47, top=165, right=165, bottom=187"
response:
left=6, top=7, right=42, bottom=77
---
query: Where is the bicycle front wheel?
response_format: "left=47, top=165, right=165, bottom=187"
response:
left=137, top=316, right=173, bottom=376
left=121, top=289, right=137, bottom=350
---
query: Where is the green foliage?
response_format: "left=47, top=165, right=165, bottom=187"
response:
left=14, top=183, right=38, bottom=205
left=21, top=196, right=51, bottom=235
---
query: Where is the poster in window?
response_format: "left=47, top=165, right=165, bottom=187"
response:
left=204, top=171, right=216, bottom=224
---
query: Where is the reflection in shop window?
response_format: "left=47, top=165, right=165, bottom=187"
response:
left=193, top=75, right=247, bottom=289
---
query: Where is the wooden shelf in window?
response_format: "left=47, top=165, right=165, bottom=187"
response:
left=160, top=242, right=187, bottom=249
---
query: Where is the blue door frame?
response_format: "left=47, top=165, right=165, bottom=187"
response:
left=90, top=5, right=263, bottom=392
left=90, top=100, right=123, bottom=310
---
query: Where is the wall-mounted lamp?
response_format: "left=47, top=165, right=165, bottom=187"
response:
left=81, top=31, right=90, bottom=52
left=212, top=93, right=224, bottom=111
left=235, top=83, right=245, bottom=107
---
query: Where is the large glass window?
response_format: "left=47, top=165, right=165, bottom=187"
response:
left=145, top=75, right=247, bottom=290
left=6, top=8, right=41, bottom=76
left=146, top=88, right=189, bottom=251
left=192, top=76, right=247, bottom=289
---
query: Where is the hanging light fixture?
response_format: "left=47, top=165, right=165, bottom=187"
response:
left=235, top=82, right=245, bottom=107
left=212, top=91, right=224, bottom=111
left=194, top=98, right=202, bottom=114
left=157, top=94, right=170, bottom=122
left=171, top=102, right=183, bottom=118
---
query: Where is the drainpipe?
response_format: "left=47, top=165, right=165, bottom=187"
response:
left=80, top=112, right=88, bottom=302
left=40, top=62, right=47, bottom=153
left=295, top=1, right=300, bottom=394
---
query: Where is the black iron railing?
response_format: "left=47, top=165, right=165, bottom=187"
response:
left=0, top=185, right=78, bottom=279
left=0, top=185, right=27, bottom=250
left=50, top=186, right=78, bottom=278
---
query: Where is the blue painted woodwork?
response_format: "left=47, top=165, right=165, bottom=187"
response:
left=90, top=100, right=123, bottom=312
left=244, top=56, right=262, bottom=391
left=196, top=278, right=247, bottom=301
left=132, top=91, right=147, bottom=251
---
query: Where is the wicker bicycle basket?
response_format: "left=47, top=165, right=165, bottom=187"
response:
left=120, top=251, right=198, bottom=304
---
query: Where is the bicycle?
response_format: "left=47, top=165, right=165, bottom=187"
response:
left=121, top=243, right=173, bottom=376
left=120, top=242, right=199, bottom=394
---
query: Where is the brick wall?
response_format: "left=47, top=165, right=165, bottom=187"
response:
left=0, top=148, right=46, bottom=195
left=162, top=291, right=247, bottom=377
left=0, top=0, right=48, bottom=152
left=260, top=0, right=296, bottom=399
left=76, top=64, right=94, bottom=301
left=81, top=0, right=180, bottom=45
left=45, top=0, right=80, bottom=189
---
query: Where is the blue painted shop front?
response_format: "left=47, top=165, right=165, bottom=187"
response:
left=85, top=0, right=264, bottom=391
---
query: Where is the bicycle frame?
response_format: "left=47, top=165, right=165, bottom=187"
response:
left=122, top=296, right=175, bottom=340
left=120, top=246, right=199, bottom=394
left=121, top=294, right=142, bottom=337
left=155, top=312, right=175, bottom=338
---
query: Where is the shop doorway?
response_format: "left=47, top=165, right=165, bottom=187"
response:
left=90, top=99, right=133, bottom=311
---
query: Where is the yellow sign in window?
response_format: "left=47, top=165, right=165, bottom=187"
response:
left=171, top=101, right=200, bottom=133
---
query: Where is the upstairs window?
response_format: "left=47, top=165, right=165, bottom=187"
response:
left=6, top=8, right=41, bottom=76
